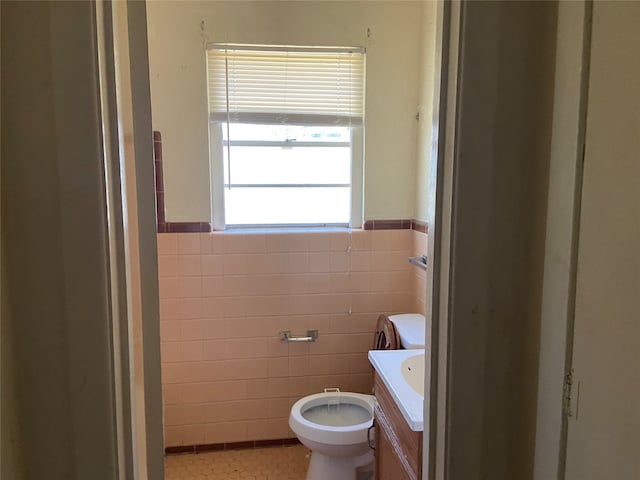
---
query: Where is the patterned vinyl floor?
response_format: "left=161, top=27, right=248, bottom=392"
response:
left=164, top=445, right=310, bottom=480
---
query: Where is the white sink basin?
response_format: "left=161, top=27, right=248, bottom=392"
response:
left=402, top=353, right=425, bottom=395
left=368, top=349, right=426, bottom=431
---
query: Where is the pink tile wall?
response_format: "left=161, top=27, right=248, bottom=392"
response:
left=158, top=229, right=422, bottom=447
left=411, top=230, right=428, bottom=314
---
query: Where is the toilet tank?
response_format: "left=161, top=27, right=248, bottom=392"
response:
left=388, top=313, right=428, bottom=349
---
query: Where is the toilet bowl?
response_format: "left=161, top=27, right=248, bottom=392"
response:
left=289, top=391, right=375, bottom=480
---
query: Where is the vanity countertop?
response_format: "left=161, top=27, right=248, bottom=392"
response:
left=368, top=349, right=426, bottom=432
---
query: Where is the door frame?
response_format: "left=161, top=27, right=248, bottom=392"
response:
left=533, top=2, right=592, bottom=479
left=422, top=1, right=461, bottom=479
left=101, top=0, right=460, bottom=478
left=442, top=1, right=561, bottom=478
left=95, top=0, right=165, bottom=478
left=430, top=2, right=596, bottom=479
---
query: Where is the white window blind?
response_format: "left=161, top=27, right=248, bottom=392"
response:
left=207, top=45, right=365, bottom=126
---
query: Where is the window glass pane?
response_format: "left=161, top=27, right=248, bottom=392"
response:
left=224, top=187, right=350, bottom=225
left=223, top=123, right=351, bottom=143
left=223, top=146, right=351, bottom=185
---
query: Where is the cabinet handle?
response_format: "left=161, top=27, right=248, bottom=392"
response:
left=367, top=421, right=376, bottom=450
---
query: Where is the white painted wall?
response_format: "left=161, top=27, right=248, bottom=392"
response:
left=415, top=1, right=437, bottom=222
left=146, top=0, right=425, bottom=222
left=564, top=3, right=640, bottom=477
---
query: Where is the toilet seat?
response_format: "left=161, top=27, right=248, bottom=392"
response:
left=289, top=392, right=375, bottom=446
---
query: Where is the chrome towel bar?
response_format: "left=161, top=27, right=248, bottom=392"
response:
left=408, top=255, right=428, bottom=271
left=279, top=330, right=319, bottom=342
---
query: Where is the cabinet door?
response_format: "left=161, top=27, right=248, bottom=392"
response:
left=376, top=417, right=412, bottom=480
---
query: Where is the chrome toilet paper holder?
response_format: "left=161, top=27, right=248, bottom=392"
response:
left=279, top=330, right=319, bottom=342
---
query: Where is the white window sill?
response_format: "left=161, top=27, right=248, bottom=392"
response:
left=212, top=226, right=358, bottom=235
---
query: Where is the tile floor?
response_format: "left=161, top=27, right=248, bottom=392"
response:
left=165, top=445, right=310, bottom=480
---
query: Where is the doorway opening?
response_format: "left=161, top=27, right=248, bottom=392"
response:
left=143, top=2, right=445, bottom=479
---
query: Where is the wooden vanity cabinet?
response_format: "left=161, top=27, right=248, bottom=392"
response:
left=374, top=373, right=422, bottom=480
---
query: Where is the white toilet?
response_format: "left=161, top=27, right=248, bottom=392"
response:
left=289, top=312, right=426, bottom=480
left=289, top=391, right=375, bottom=480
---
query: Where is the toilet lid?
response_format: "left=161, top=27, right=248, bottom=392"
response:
left=373, top=314, right=400, bottom=350
left=389, top=313, right=427, bottom=349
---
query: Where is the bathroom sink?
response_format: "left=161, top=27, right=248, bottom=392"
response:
left=368, top=349, right=426, bottom=431
left=401, top=353, right=425, bottom=396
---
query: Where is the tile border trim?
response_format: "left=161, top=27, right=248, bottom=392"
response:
left=363, top=219, right=411, bottom=230
left=411, top=219, right=428, bottom=234
left=164, top=437, right=301, bottom=455
left=152, top=130, right=428, bottom=235
left=363, top=219, right=429, bottom=232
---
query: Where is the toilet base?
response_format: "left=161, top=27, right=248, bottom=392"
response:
left=306, top=450, right=374, bottom=480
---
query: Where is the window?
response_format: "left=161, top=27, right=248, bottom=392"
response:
left=207, top=45, right=365, bottom=228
